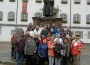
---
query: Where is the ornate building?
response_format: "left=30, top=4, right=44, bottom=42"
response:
left=0, top=0, right=90, bottom=43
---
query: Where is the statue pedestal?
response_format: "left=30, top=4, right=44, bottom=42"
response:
left=32, top=17, right=62, bottom=28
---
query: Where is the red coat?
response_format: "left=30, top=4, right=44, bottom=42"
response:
left=71, top=40, right=83, bottom=55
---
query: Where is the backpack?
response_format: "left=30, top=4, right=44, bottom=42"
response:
left=17, top=40, right=25, bottom=54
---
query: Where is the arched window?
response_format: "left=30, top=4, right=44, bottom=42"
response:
left=86, top=14, right=90, bottom=24
left=73, top=14, right=81, bottom=24
left=60, top=13, right=68, bottom=23
left=74, top=0, right=81, bottom=4
left=8, top=11, right=15, bottom=21
left=34, top=12, right=42, bottom=18
left=0, top=11, right=3, bottom=21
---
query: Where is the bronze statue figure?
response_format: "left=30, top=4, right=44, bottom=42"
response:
left=43, top=0, right=54, bottom=17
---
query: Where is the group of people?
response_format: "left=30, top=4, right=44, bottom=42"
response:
left=11, top=23, right=83, bottom=65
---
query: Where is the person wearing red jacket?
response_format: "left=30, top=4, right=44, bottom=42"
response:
left=71, top=35, right=83, bottom=65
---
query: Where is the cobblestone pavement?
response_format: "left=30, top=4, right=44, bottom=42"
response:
left=0, top=43, right=90, bottom=65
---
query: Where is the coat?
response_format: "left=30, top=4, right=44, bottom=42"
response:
left=38, top=43, right=48, bottom=58
left=71, top=40, right=83, bottom=55
left=24, top=38, right=37, bottom=55
left=54, top=43, right=63, bottom=58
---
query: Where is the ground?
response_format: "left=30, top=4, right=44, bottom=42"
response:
left=0, top=43, right=90, bottom=65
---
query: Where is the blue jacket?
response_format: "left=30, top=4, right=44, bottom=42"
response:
left=38, top=43, right=48, bottom=58
left=51, top=26, right=57, bottom=34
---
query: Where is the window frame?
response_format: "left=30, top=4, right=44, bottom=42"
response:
left=11, top=30, right=15, bottom=36
left=60, top=13, right=68, bottom=23
left=87, top=0, right=90, bottom=4
left=86, top=14, right=90, bottom=24
left=36, top=0, right=42, bottom=3
left=0, top=26, right=2, bottom=35
left=0, top=0, right=3, bottom=2
left=74, top=0, right=81, bottom=4
left=8, top=11, right=15, bottom=21
left=9, top=0, right=15, bottom=2
left=74, top=31, right=83, bottom=39
left=0, top=11, right=3, bottom=21
left=34, top=12, right=42, bottom=18
left=73, top=14, right=81, bottom=24
left=88, top=31, right=90, bottom=39
left=21, top=13, right=28, bottom=22
left=22, top=0, right=28, bottom=2
left=61, top=0, right=68, bottom=4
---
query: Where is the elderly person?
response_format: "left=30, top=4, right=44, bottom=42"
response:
left=71, top=34, right=83, bottom=65
left=38, top=39, right=48, bottom=65
left=24, top=33, right=37, bottom=65
left=54, top=34, right=63, bottom=45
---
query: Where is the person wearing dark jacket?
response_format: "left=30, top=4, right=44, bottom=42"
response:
left=15, top=32, right=25, bottom=65
left=63, top=38, right=70, bottom=65
left=41, top=26, right=49, bottom=37
left=38, top=39, right=48, bottom=65
left=54, top=39, right=63, bottom=65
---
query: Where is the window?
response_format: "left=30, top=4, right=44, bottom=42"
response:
left=75, top=31, right=83, bottom=39
left=8, top=12, right=15, bottom=21
left=34, top=12, right=42, bottom=18
left=36, top=0, right=42, bottom=3
left=0, top=11, right=3, bottom=21
left=21, top=13, right=28, bottom=21
left=74, top=0, right=81, bottom=4
left=87, top=0, right=90, bottom=4
left=60, top=13, right=68, bottom=23
left=73, top=14, right=81, bottom=24
left=11, top=30, right=15, bottom=36
left=88, top=31, right=90, bottom=39
left=86, top=14, right=90, bottom=24
left=9, top=0, right=15, bottom=2
left=0, top=26, right=2, bottom=35
left=61, top=0, right=68, bottom=4
left=22, top=0, right=28, bottom=2
left=0, top=0, right=3, bottom=2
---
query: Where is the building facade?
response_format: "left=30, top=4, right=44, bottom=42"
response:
left=0, top=0, right=90, bottom=43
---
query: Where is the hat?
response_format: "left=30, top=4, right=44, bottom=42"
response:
left=75, top=33, right=80, bottom=37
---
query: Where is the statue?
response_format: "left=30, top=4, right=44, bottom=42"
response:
left=43, top=0, right=54, bottom=17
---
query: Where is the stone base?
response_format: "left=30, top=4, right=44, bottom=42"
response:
left=32, top=17, right=62, bottom=28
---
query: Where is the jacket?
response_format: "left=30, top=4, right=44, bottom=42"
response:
left=24, top=38, right=37, bottom=55
left=38, top=43, right=48, bottom=58
left=48, top=41, right=55, bottom=56
left=54, top=43, right=63, bottom=58
left=71, top=40, right=83, bottom=55
left=63, top=43, right=70, bottom=55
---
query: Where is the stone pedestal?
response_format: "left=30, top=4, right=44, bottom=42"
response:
left=32, top=17, right=62, bottom=28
